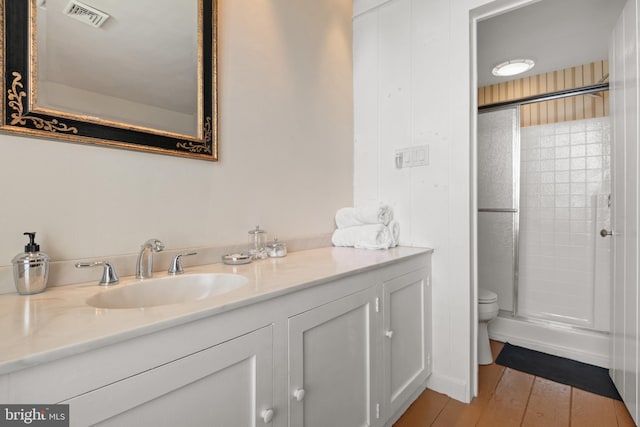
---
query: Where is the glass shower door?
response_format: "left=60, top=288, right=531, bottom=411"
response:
left=477, top=107, right=520, bottom=314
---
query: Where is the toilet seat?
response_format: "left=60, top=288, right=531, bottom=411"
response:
left=478, top=288, right=498, bottom=304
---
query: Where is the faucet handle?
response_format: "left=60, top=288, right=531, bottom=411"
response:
left=76, top=261, right=120, bottom=286
left=168, top=252, right=198, bottom=275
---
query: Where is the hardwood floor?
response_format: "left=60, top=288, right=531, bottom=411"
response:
left=394, top=341, right=637, bottom=427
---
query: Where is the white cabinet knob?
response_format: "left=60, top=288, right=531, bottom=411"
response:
left=293, top=388, right=306, bottom=401
left=385, top=330, right=394, bottom=339
left=261, top=409, right=274, bottom=423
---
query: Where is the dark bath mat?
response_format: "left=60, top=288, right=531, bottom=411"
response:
left=496, top=342, right=621, bottom=400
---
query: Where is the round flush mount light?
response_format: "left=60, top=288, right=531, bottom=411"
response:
left=492, top=59, right=535, bottom=77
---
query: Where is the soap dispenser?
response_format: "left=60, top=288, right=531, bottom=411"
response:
left=12, top=232, right=50, bottom=295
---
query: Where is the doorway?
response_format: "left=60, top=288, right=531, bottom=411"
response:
left=470, top=0, right=627, bottom=404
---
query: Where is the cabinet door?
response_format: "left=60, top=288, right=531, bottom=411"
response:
left=63, top=326, right=274, bottom=427
left=382, top=269, right=431, bottom=416
left=289, top=289, right=377, bottom=427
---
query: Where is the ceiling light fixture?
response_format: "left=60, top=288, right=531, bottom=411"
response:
left=492, top=59, right=535, bottom=77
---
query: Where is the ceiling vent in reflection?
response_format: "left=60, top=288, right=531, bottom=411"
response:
left=63, top=0, right=110, bottom=28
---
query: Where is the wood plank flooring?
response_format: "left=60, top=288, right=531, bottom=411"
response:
left=394, top=341, right=637, bottom=427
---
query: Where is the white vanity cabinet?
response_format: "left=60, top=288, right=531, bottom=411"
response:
left=0, top=248, right=432, bottom=427
left=62, top=325, right=274, bottom=427
left=288, top=288, right=378, bottom=427
left=382, top=269, right=431, bottom=418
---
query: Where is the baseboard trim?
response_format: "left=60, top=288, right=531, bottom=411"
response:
left=426, top=372, right=470, bottom=403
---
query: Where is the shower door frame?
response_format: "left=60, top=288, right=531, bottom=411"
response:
left=477, top=106, right=521, bottom=317
left=479, top=82, right=611, bottom=325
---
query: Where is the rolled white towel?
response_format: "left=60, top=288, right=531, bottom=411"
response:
left=331, top=224, right=394, bottom=250
left=335, top=205, right=393, bottom=228
left=388, top=220, right=400, bottom=247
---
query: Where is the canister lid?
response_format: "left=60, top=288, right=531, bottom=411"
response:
left=248, top=225, right=266, bottom=235
left=267, top=237, right=286, bottom=248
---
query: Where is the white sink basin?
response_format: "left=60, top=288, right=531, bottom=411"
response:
left=86, top=273, right=248, bottom=309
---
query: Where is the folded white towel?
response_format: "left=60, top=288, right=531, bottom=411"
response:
left=335, top=205, right=393, bottom=228
left=331, top=224, right=394, bottom=250
left=388, top=220, right=400, bottom=247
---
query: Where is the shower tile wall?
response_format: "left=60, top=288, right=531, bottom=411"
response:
left=519, top=117, right=611, bottom=329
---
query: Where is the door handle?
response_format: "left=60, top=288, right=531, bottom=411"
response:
left=600, top=229, right=614, bottom=238
left=261, top=409, right=274, bottom=423
left=293, top=388, right=305, bottom=402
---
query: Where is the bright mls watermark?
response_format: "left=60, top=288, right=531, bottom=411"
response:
left=0, top=405, right=68, bottom=426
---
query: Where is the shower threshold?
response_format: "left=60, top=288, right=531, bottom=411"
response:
left=489, top=310, right=611, bottom=368
left=497, top=310, right=610, bottom=335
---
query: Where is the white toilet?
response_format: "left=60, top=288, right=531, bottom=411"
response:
left=478, top=288, right=499, bottom=365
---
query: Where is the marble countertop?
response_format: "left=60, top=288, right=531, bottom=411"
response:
left=0, top=246, right=431, bottom=375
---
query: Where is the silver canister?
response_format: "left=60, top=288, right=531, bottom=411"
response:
left=266, top=237, right=287, bottom=257
left=248, top=226, right=268, bottom=260
left=12, top=253, right=50, bottom=295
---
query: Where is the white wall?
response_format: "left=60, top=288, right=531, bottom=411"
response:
left=0, top=0, right=353, bottom=267
left=354, top=0, right=470, bottom=402
left=353, top=0, right=542, bottom=403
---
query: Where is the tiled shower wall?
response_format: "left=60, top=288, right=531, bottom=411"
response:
left=518, top=116, right=611, bottom=330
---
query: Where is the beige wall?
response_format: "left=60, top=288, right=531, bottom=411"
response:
left=0, top=0, right=353, bottom=264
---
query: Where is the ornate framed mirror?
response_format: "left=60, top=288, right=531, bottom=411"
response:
left=1, top=0, right=217, bottom=161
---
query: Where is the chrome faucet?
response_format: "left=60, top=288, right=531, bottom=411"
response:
left=136, top=238, right=165, bottom=279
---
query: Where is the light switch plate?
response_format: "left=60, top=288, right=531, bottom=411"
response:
left=395, top=145, right=429, bottom=168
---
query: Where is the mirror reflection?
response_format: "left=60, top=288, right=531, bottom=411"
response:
left=34, top=0, right=200, bottom=138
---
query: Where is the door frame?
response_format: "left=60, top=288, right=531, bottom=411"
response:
left=469, top=0, right=545, bottom=399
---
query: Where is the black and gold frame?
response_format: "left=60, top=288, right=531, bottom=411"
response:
left=0, top=0, right=217, bottom=161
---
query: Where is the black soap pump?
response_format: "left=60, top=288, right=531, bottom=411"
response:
left=11, top=232, right=50, bottom=295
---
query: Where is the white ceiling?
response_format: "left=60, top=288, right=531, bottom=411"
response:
left=38, top=0, right=628, bottom=111
left=477, top=0, right=627, bottom=88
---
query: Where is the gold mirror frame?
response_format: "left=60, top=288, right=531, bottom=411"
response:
left=0, top=0, right=217, bottom=161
